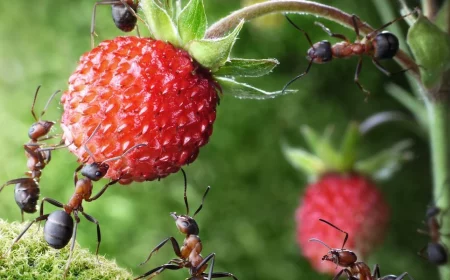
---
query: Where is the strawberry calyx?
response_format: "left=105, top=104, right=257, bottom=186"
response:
left=139, top=0, right=294, bottom=99
left=283, top=121, right=414, bottom=182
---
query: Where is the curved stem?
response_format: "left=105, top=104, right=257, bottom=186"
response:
left=206, top=0, right=420, bottom=79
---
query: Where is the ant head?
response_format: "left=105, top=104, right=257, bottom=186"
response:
left=373, top=31, right=399, bottom=60
left=308, top=41, right=333, bottom=63
left=81, top=162, right=110, bottom=181
left=426, top=205, right=440, bottom=220
left=171, top=213, right=200, bottom=235
left=28, top=121, right=55, bottom=140
left=111, top=0, right=138, bottom=32
left=322, top=249, right=357, bottom=267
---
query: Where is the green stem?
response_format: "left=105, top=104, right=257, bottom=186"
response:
left=206, top=0, right=420, bottom=79
left=422, top=0, right=438, bottom=21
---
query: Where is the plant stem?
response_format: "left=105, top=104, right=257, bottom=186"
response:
left=206, top=0, right=419, bottom=79
left=422, top=0, right=438, bottom=21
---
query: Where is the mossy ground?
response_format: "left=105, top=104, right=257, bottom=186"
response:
left=0, top=219, right=133, bottom=280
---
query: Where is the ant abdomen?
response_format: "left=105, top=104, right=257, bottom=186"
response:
left=44, top=210, right=74, bottom=249
left=14, top=180, right=40, bottom=214
left=112, top=2, right=138, bottom=32
left=426, top=243, right=448, bottom=265
left=373, top=31, right=399, bottom=60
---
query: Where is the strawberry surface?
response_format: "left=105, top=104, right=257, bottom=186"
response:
left=296, top=173, right=390, bottom=274
left=61, top=36, right=218, bottom=184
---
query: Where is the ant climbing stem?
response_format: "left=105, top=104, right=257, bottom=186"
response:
left=309, top=219, right=413, bottom=280
left=91, top=0, right=145, bottom=48
left=0, top=86, right=66, bottom=221
left=7, top=124, right=147, bottom=278
left=282, top=8, right=419, bottom=98
left=135, top=170, right=237, bottom=280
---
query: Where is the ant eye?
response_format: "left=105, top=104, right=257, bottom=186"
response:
left=181, top=221, right=189, bottom=228
left=95, top=171, right=102, bottom=177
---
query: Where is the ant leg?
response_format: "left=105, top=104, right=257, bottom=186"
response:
left=191, top=252, right=216, bottom=279
left=85, top=179, right=119, bottom=202
left=395, top=272, right=414, bottom=280
left=0, top=178, right=34, bottom=192
left=7, top=214, right=49, bottom=256
left=91, top=1, right=119, bottom=48
left=314, top=21, right=350, bottom=42
left=201, top=272, right=238, bottom=280
left=351, top=15, right=361, bottom=40
left=417, top=245, right=429, bottom=260
left=30, top=86, right=42, bottom=122
left=80, top=211, right=101, bottom=259
left=417, top=228, right=430, bottom=236
left=73, top=164, right=84, bottom=187
left=119, top=0, right=146, bottom=25
left=37, top=197, right=64, bottom=230
left=139, top=237, right=181, bottom=266
left=282, top=60, right=314, bottom=94
left=366, top=8, right=419, bottom=40
left=38, top=141, right=71, bottom=152
left=372, top=264, right=381, bottom=277
left=372, top=59, right=412, bottom=77
left=134, top=264, right=182, bottom=280
left=64, top=212, right=80, bottom=278
left=354, top=56, right=371, bottom=98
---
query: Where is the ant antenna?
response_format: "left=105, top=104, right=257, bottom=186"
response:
left=281, top=60, right=314, bottom=94
left=101, top=143, right=147, bottom=164
left=31, top=85, right=42, bottom=121
left=319, top=219, right=348, bottom=249
left=308, top=238, right=332, bottom=250
left=83, top=122, right=103, bottom=162
left=366, top=7, right=419, bottom=39
left=181, top=168, right=189, bottom=216
left=284, top=14, right=315, bottom=49
left=193, top=186, right=210, bottom=217
left=41, top=90, right=61, bottom=119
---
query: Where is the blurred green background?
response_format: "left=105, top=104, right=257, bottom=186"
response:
left=0, top=0, right=438, bottom=279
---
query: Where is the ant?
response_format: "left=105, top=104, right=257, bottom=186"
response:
left=0, top=86, right=65, bottom=221
left=91, top=0, right=142, bottom=48
left=417, top=200, right=448, bottom=265
left=7, top=124, right=146, bottom=278
left=309, top=219, right=413, bottom=280
left=282, top=8, right=418, bottom=96
left=135, top=169, right=238, bottom=280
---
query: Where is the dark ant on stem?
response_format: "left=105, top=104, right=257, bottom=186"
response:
left=309, top=219, right=413, bottom=280
left=417, top=200, right=448, bottom=265
left=91, top=0, right=142, bottom=48
left=6, top=123, right=146, bottom=278
left=0, top=86, right=66, bottom=221
left=282, top=8, right=419, bottom=97
left=135, top=169, right=238, bottom=280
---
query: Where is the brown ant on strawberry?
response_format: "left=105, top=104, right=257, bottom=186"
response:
left=282, top=8, right=419, bottom=97
left=6, top=124, right=146, bottom=278
left=310, top=219, right=413, bottom=280
left=0, top=86, right=65, bottom=221
left=135, top=169, right=238, bottom=280
left=91, top=0, right=142, bottom=47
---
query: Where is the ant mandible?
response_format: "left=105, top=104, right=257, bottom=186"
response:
left=7, top=124, right=146, bottom=278
left=309, top=219, right=413, bottom=280
left=417, top=200, right=448, bottom=265
left=282, top=8, right=419, bottom=96
left=135, top=169, right=238, bottom=280
left=91, top=0, right=142, bottom=48
left=0, top=86, right=65, bottom=221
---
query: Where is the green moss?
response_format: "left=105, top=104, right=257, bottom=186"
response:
left=0, top=219, right=134, bottom=280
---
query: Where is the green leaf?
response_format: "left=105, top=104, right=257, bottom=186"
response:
left=281, top=144, right=326, bottom=178
left=178, top=0, right=207, bottom=44
left=339, top=122, right=360, bottom=170
left=214, top=58, right=279, bottom=77
left=215, top=77, right=295, bottom=99
left=300, top=126, right=341, bottom=170
left=407, top=13, right=450, bottom=89
left=140, top=0, right=181, bottom=46
left=187, top=20, right=244, bottom=70
left=355, top=139, right=414, bottom=181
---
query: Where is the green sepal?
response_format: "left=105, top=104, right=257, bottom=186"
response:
left=141, top=0, right=181, bottom=46
left=300, top=126, right=341, bottom=171
left=435, top=0, right=449, bottom=32
left=339, top=122, right=361, bottom=171
left=178, top=0, right=207, bottom=44
left=214, top=58, right=279, bottom=77
left=215, top=77, right=295, bottom=99
left=407, top=13, right=450, bottom=89
left=281, top=143, right=326, bottom=178
left=355, top=139, right=414, bottom=181
left=187, top=20, right=244, bottom=71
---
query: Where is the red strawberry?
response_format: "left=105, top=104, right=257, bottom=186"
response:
left=296, top=173, right=389, bottom=274
left=61, top=0, right=284, bottom=184
left=61, top=36, right=218, bottom=184
left=283, top=123, right=412, bottom=275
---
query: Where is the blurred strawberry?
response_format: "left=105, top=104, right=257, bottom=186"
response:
left=61, top=0, right=286, bottom=184
left=283, top=123, right=413, bottom=274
